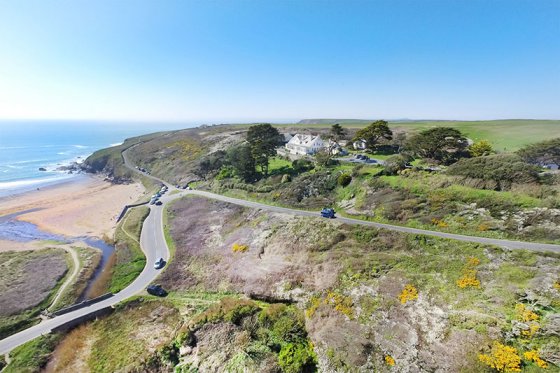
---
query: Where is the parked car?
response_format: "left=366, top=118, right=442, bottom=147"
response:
left=154, top=257, right=165, bottom=269
left=320, top=207, right=336, bottom=219
left=155, top=200, right=163, bottom=206
left=149, top=198, right=157, bottom=205
left=146, top=284, right=167, bottom=297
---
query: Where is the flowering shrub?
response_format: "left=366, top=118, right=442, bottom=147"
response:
left=305, top=296, right=321, bottom=318
left=305, top=291, right=353, bottom=318
left=325, top=290, right=353, bottom=318
left=523, top=350, right=548, bottom=369
left=478, top=342, right=521, bottom=372
left=232, top=243, right=249, bottom=253
left=431, top=218, right=448, bottom=228
left=478, top=223, right=490, bottom=231
left=515, top=304, right=539, bottom=322
left=514, top=304, right=540, bottom=338
left=385, top=355, right=395, bottom=366
left=457, top=257, right=481, bottom=288
left=521, top=323, right=540, bottom=338
left=398, top=284, right=418, bottom=304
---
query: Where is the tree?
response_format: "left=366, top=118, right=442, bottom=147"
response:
left=517, top=137, right=560, bottom=166
left=314, top=148, right=334, bottom=168
left=227, top=144, right=256, bottom=182
left=469, top=140, right=494, bottom=157
left=246, top=124, right=283, bottom=176
left=392, top=132, right=407, bottom=153
left=195, top=150, right=227, bottom=178
left=353, top=120, right=393, bottom=152
left=330, top=123, right=347, bottom=142
left=406, top=127, right=468, bottom=164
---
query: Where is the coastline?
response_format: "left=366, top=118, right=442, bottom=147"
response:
left=0, top=173, right=145, bottom=238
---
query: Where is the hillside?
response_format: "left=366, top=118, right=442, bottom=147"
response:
left=20, top=122, right=557, bottom=372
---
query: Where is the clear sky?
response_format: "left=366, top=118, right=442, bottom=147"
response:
left=0, top=0, right=558, bottom=122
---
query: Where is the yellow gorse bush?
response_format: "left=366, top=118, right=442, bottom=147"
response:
left=515, top=303, right=540, bottom=338
left=305, top=291, right=354, bottom=319
left=523, top=350, right=548, bottom=369
left=457, top=257, right=481, bottom=288
left=385, top=355, right=395, bottom=366
left=478, top=342, right=521, bottom=372
left=305, top=296, right=321, bottom=318
left=398, top=284, right=418, bottom=304
left=515, top=303, right=539, bottom=322
left=431, top=218, right=448, bottom=228
left=232, top=243, right=249, bottom=253
left=325, top=290, right=354, bottom=318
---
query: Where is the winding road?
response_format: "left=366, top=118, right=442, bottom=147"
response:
left=2, top=145, right=559, bottom=356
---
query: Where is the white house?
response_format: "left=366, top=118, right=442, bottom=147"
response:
left=285, top=134, right=325, bottom=155
left=353, top=139, right=367, bottom=150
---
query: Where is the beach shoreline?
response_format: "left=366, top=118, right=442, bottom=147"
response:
left=0, top=173, right=145, bottom=239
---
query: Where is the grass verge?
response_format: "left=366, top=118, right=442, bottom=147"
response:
left=4, top=333, right=61, bottom=373
left=108, top=206, right=150, bottom=293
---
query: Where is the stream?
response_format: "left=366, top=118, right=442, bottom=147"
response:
left=0, top=210, right=115, bottom=300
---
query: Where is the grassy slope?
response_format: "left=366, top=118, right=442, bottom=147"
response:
left=157, top=196, right=560, bottom=371
left=4, top=334, right=61, bottom=373
left=109, top=206, right=150, bottom=293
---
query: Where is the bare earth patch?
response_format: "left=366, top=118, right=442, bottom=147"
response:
left=0, top=248, right=67, bottom=316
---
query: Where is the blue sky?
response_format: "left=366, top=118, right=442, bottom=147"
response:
left=0, top=0, right=558, bottom=122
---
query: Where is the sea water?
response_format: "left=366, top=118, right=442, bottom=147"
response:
left=0, top=120, right=188, bottom=197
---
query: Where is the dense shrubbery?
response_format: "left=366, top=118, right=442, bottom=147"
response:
left=195, top=150, right=227, bottom=179
left=447, top=154, right=540, bottom=190
left=185, top=299, right=317, bottom=372
left=292, top=159, right=315, bottom=173
left=383, top=154, right=409, bottom=175
left=337, top=173, right=352, bottom=187
left=517, top=137, right=560, bottom=166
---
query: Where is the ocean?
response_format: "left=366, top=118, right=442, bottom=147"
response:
left=0, top=121, right=188, bottom=197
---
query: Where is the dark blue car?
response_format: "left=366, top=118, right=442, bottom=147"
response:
left=321, top=208, right=336, bottom=218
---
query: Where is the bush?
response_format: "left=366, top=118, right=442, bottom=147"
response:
left=278, top=342, right=317, bottom=373
left=232, top=243, right=249, bottom=253
left=383, top=155, right=409, bottom=175
left=292, top=159, right=314, bottom=173
left=478, top=342, right=521, bottom=372
left=447, top=154, right=540, bottom=190
left=215, top=165, right=236, bottom=180
left=337, top=173, right=352, bottom=187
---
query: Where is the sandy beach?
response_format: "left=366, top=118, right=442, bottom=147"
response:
left=0, top=175, right=145, bottom=239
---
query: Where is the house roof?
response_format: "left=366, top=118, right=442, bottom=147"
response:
left=287, top=134, right=322, bottom=147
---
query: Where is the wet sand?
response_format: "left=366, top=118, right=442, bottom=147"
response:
left=0, top=175, right=144, bottom=238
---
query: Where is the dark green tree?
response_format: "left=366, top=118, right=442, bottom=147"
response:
left=246, top=124, right=283, bottom=176
left=353, top=120, right=393, bottom=152
left=330, top=123, right=347, bottom=142
left=406, top=127, right=468, bottom=164
left=517, top=138, right=560, bottom=166
left=228, top=144, right=257, bottom=182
